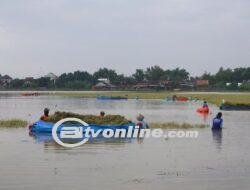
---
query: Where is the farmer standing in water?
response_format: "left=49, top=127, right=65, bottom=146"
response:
left=212, top=112, right=223, bottom=130
left=136, top=114, right=149, bottom=129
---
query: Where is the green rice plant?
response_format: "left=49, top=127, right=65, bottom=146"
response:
left=0, top=119, right=28, bottom=128
left=181, top=93, right=250, bottom=106
left=45, top=111, right=131, bottom=125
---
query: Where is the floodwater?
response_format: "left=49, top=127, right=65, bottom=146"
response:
left=0, top=93, right=250, bottom=190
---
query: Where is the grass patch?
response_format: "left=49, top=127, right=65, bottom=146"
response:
left=53, top=91, right=174, bottom=99
left=51, top=91, right=250, bottom=106
left=181, top=93, right=250, bottom=106
left=149, top=122, right=209, bottom=129
left=222, top=101, right=250, bottom=107
left=0, top=119, right=28, bottom=128
left=45, top=111, right=131, bottom=125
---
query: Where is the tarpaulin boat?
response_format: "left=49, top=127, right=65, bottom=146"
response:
left=29, top=120, right=135, bottom=133
left=97, top=96, right=127, bottom=100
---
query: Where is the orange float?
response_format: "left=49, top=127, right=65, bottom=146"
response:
left=196, top=107, right=209, bottom=113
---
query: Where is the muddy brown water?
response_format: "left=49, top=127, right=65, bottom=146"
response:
left=0, top=93, right=250, bottom=190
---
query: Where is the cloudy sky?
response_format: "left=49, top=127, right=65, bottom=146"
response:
left=0, top=0, right=249, bottom=78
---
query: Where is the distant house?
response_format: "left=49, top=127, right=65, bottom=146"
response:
left=44, top=73, right=58, bottom=81
left=92, top=78, right=116, bottom=90
left=0, top=75, right=12, bottom=86
left=133, top=82, right=148, bottom=90
left=44, top=72, right=58, bottom=84
left=24, top=77, right=34, bottom=86
left=179, top=81, right=194, bottom=89
left=97, top=78, right=110, bottom=83
left=196, top=79, right=209, bottom=86
left=159, top=80, right=173, bottom=89
left=134, top=82, right=165, bottom=90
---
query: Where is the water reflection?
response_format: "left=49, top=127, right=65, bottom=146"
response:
left=29, top=132, right=134, bottom=148
left=197, top=112, right=209, bottom=122
left=212, top=129, right=223, bottom=150
left=136, top=137, right=145, bottom=144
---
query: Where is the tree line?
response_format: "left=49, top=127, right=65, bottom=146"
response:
left=1, top=66, right=250, bottom=90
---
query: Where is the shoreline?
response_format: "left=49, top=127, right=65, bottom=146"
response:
left=1, top=90, right=250, bottom=106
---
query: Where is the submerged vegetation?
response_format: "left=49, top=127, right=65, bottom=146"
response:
left=150, top=122, right=209, bottom=129
left=45, top=111, right=131, bottom=125
left=0, top=119, right=28, bottom=128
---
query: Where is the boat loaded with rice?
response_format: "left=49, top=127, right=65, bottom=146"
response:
left=29, top=111, right=135, bottom=133
left=30, top=120, right=135, bottom=133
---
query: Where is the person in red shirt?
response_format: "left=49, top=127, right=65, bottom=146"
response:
left=40, top=108, right=50, bottom=121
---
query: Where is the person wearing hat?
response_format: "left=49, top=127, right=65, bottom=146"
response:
left=40, top=108, right=50, bottom=121
left=136, top=114, right=149, bottom=129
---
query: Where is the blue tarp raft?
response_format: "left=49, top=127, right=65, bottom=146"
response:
left=97, top=96, right=127, bottom=100
left=30, top=120, right=135, bottom=133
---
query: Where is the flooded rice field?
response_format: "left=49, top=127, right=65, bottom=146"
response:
left=0, top=93, right=250, bottom=190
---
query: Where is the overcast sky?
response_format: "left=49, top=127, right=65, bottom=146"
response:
left=0, top=0, right=249, bottom=78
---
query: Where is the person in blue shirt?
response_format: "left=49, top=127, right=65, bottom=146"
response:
left=212, top=112, right=223, bottom=130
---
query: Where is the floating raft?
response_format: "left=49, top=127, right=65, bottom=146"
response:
left=30, top=120, right=135, bottom=133
left=97, top=96, right=127, bottom=100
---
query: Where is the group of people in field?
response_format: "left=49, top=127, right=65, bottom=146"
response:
left=39, top=100, right=223, bottom=130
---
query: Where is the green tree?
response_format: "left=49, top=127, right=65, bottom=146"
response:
left=93, top=68, right=119, bottom=84
left=168, top=68, right=189, bottom=82
left=145, top=65, right=165, bottom=82
left=36, top=77, right=51, bottom=88
left=132, top=69, right=145, bottom=82
left=9, top=79, right=24, bottom=89
left=56, top=71, right=93, bottom=89
left=201, top=72, right=216, bottom=85
left=215, top=67, right=233, bottom=83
